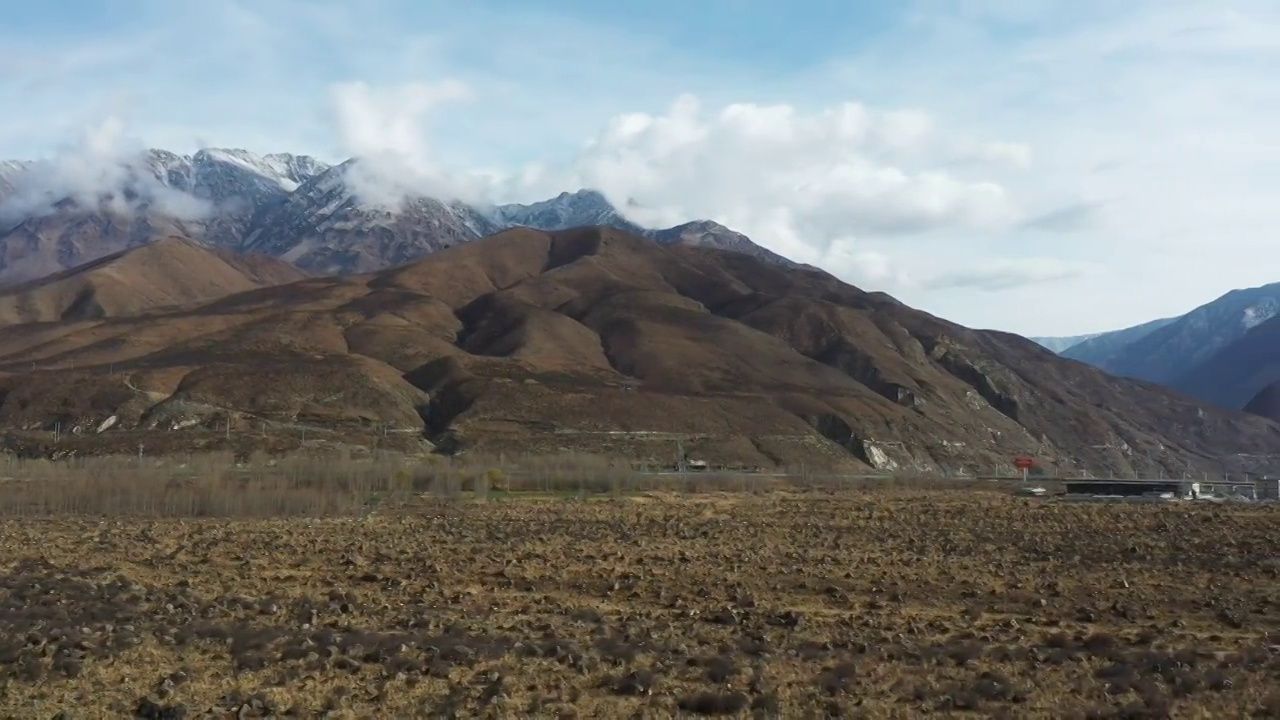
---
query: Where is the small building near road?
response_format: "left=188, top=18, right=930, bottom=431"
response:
left=1062, top=479, right=1200, bottom=502
left=1060, top=478, right=1271, bottom=502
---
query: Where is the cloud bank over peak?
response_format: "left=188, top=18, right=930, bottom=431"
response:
left=554, top=94, right=1029, bottom=239
left=0, top=117, right=212, bottom=229
left=329, top=80, right=499, bottom=209
left=324, top=83, right=1033, bottom=283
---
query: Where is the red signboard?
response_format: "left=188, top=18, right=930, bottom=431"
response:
left=1014, top=456, right=1035, bottom=470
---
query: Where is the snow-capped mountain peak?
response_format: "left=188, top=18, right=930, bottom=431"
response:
left=0, top=147, right=793, bottom=285
left=263, top=153, right=329, bottom=185
left=237, top=158, right=500, bottom=273
left=192, top=148, right=300, bottom=193
left=0, top=146, right=331, bottom=221
left=489, top=188, right=645, bottom=233
left=188, top=148, right=331, bottom=197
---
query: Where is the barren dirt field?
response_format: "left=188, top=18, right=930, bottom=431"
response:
left=1, top=491, right=1278, bottom=718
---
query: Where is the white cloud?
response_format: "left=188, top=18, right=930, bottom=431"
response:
left=822, top=246, right=918, bottom=289
left=565, top=92, right=1024, bottom=228
left=494, top=94, right=1029, bottom=281
left=0, top=116, right=211, bottom=229
left=926, top=258, right=1101, bottom=292
left=331, top=81, right=472, bottom=165
left=803, top=0, right=1280, bottom=333
left=306, top=81, right=1032, bottom=286
left=329, top=80, right=493, bottom=207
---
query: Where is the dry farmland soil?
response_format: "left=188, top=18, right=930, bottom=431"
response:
left=1, top=491, right=1278, bottom=718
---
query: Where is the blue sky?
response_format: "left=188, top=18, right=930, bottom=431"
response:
left=2, top=0, right=1278, bottom=336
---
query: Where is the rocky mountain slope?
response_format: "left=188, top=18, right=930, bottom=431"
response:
left=0, top=210, right=202, bottom=285
left=490, top=194, right=798, bottom=267
left=0, top=148, right=791, bottom=285
left=0, top=161, right=27, bottom=200
left=0, top=226, right=1275, bottom=476
left=0, top=148, right=329, bottom=285
left=239, top=160, right=501, bottom=275
left=1055, top=284, right=1280, bottom=387
left=1244, top=379, right=1280, bottom=422
left=0, top=237, right=307, bottom=325
left=487, top=190, right=647, bottom=235
left=1057, top=317, right=1178, bottom=366
left=650, top=220, right=798, bottom=267
left=1168, top=311, right=1280, bottom=413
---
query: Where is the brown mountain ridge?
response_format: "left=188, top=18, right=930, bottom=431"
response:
left=0, top=226, right=1276, bottom=475
left=0, top=236, right=308, bottom=325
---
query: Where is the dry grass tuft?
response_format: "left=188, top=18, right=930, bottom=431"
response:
left=0, top=450, right=1005, bottom=518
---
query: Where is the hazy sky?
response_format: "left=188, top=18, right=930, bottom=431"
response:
left=2, top=0, right=1277, bottom=337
